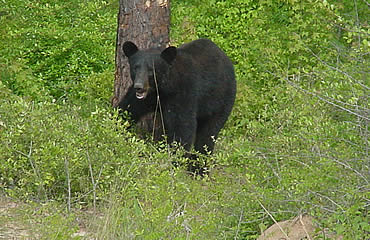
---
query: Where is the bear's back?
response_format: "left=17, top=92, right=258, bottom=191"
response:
left=176, top=39, right=233, bottom=76
left=178, top=39, right=230, bottom=63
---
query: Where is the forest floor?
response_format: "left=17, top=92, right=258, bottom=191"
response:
left=0, top=195, right=94, bottom=239
left=1, top=194, right=341, bottom=240
left=0, top=196, right=31, bottom=239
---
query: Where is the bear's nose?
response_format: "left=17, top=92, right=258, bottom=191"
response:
left=134, top=82, right=144, bottom=90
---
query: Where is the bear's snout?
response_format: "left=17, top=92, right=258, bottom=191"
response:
left=134, top=82, right=148, bottom=100
left=134, top=82, right=144, bottom=90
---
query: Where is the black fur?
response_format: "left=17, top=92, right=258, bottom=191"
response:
left=119, top=39, right=236, bottom=175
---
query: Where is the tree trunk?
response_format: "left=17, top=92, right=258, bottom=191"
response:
left=112, top=0, right=170, bottom=139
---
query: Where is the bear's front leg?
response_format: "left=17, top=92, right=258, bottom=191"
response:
left=163, top=110, right=197, bottom=152
left=162, top=109, right=208, bottom=176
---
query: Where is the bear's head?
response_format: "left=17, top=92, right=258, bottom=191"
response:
left=122, top=41, right=177, bottom=100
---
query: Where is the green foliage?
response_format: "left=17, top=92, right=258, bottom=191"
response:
left=0, top=81, right=141, bottom=201
left=0, top=0, right=117, bottom=100
left=0, top=61, right=50, bottom=101
left=0, top=0, right=368, bottom=239
left=172, top=0, right=335, bottom=84
left=322, top=201, right=370, bottom=240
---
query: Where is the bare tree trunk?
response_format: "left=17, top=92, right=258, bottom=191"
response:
left=112, top=0, right=170, bottom=105
left=112, top=0, right=170, bottom=139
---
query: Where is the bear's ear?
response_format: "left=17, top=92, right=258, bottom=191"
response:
left=122, top=41, right=138, bottom=58
left=161, top=46, right=177, bottom=64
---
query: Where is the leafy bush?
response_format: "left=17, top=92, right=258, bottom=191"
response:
left=0, top=81, right=138, bottom=201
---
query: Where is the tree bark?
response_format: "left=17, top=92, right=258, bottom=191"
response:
left=112, top=0, right=170, bottom=107
left=112, top=0, right=170, bottom=139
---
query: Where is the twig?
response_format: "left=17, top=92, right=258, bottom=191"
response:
left=354, top=0, right=361, bottom=45
left=86, top=150, right=96, bottom=212
left=258, top=152, right=281, bottom=184
left=86, top=149, right=105, bottom=212
left=257, top=200, right=290, bottom=240
left=330, top=157, right=369, bottom=184
left=152, top=60, right=166, bottom=138
left=299, top=215, right=312, bottom=240
left=15, top=140, right=47, bottom=201
left=152, top=60, right=171, bottom=158
left=234, top=209, right=244, bottom=240
left=64, top=157, right=71, bottom=212
left=293, top=32, right=370, bottom=91
left=308, top=190, right=344, bottom=211
left=287, top=79, right=369, bottom=121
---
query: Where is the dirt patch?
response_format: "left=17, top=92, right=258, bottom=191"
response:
left=0, top=195, right=96, bottom=239
left=0, top=196, right=31, bottom=239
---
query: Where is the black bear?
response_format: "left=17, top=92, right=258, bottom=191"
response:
left=118, top=38, right=236, bottom=175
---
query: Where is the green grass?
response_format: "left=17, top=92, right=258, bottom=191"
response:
left=0, top=0, right=369, bottom=239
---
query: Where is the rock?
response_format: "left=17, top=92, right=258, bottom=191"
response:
left=258, top=214, right=343, bottom=240
left=258, top=215, right=315, bottom=240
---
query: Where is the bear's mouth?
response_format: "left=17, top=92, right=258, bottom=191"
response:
left=136, top=89, right=148, bottom=100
